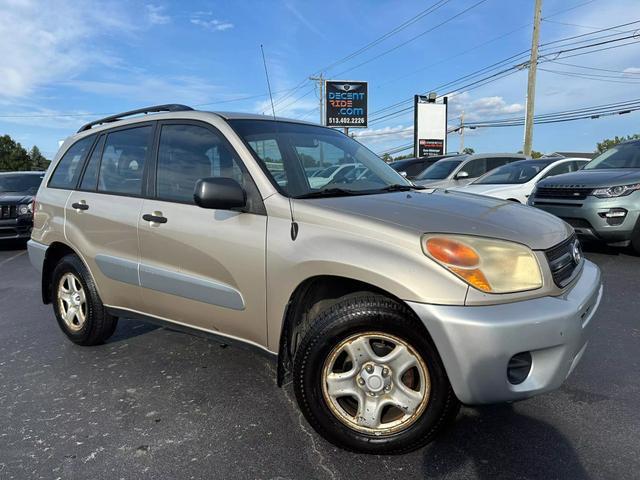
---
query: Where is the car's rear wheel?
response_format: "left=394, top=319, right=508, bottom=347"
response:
left=52, top=254, right=118, bottom=346
left=293, top=292, right=459, bottom=454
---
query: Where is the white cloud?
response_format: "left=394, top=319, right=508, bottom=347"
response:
left=190, top=12, right=234, bottom=32
left=623, top=67, right=640, bottom=75
left=0, top=0, right=134, bottom=98
left=352, top=125, right=414, bottom=145
left=448, top=92, right=524, bottom=121
left=68, top=75, right=220, bottom=105
left=146, top=4, right=170, bottom=25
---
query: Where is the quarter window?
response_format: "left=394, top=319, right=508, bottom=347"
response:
left=80, top=135, right=105, bottom=191
left=98, top=126, right=152, bottom=195
left=156, top=124, right=245, bottom=203
left=49, top=136, right=95, bottom=189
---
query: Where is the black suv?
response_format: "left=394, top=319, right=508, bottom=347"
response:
left=0, top=171, right=45, bottom=241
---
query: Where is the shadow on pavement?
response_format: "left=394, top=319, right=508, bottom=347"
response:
left=422, top=404, right=589, bottom=480
left=0, top=239, right=27, bottom=251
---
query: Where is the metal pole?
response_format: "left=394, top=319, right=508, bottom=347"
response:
left=309, top=74, right=324, bottom=126
left=523, top=0, right=542, bottom=156
left=459, top=111, right=465, bottom=152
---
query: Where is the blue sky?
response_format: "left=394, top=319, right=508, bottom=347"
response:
left=0, top=0, right=639, bottom=159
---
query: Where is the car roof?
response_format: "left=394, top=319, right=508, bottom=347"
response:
left=0, top=171, right=46, bottom=175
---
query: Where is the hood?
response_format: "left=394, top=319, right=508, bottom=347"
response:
left=413, top=179, right=451, bottom=188
left=453, top=184, right=519, bottom=196
left=537, top=168, right=640, bottom=188
left=0, top=193, right=33, bottom=204
left=301, top=190, right=572, bottom=250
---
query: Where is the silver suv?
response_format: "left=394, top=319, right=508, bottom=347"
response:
left=28, top=104, right=602, bottom=454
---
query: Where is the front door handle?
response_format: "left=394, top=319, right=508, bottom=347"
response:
left=72, top=202, right=89, bottom=211
left=143, top=213, right=168, bottom=224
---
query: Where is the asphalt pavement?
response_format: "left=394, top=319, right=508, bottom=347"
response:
left=0, top=239, right=638, bottom=480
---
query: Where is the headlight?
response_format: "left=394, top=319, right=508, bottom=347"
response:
left=18, top=203, right=32, bottom=215
left=591, top=183, right=640, bottom=198
left=422, top=234, right=542, bottom=293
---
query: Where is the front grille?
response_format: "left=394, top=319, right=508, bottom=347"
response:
left=535, top=187, right=593, bottom=200
left=545, top=235, right=582, bottom=287
left=0, top=205, right=17, bottom=219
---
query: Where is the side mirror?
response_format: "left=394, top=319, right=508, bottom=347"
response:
left=455, top=170, right=469, bottom=179
left=194, top=177, right=246, bottom=210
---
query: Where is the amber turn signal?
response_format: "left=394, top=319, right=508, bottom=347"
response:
left=425, top=238, right=480, bottom=268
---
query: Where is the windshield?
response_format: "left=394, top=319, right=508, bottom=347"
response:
left=228, top=120, right=410, bottom=197
left=474, top=160, right=554, bottom=184
left=0, top=173, right=44, bottom=194
left=584, top=142, right=640, bottom=169
left=416, top=159, right=462, bottom=180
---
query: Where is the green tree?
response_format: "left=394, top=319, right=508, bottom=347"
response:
left=381, top=153, right=392, bottom=162
left=0, top=134, right=30, bottom=172
left=518, top=149, right=543, bottom=159
left=462, top=147, right=475, bottom=154
left=28, top=145, right=50, bottom=171
left=595, top=134, right=640, bottom=154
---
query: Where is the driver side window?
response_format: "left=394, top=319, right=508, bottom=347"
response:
left=461, top=159, right=486, bottom=178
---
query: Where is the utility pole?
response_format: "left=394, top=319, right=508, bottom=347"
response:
left=309, top=74, right=325, bottom=126
left=459, top=111, right=465, bottom=152
left=523, top=0, right=543, bottom=156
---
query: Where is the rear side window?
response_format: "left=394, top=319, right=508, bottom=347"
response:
left=79, top=135, right=105, bottom=191
left=98, top=126, right=152, bottom=196
left=49, top=136, right=95, bottom=189
left=486, top=157, right=516, bottom=170
left=156, top=124, right=246, bottom=203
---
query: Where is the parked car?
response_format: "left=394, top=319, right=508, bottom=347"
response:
left=0, top=171, right=45, bottom=242
left=389, top=155, right=453, bottom=180
left=455, top=158, right=589, bottom=203
left=308, top=163, right=359, bottom=188
left=28, top=104, right=602, bottom=454
left=529, top=139, right=640, bottom=253
left=413, top=153, right=528, bottom=188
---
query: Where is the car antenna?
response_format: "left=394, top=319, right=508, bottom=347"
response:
left=260, top=44, right=277, bottom=120
left=261, top=44, right=297, bottom=239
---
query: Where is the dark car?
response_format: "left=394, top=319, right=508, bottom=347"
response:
left=529, top=139, right=640, bottom=253
left=389, top=155, right=453, bottom=180
left=0, top=171, right=45, bottom=241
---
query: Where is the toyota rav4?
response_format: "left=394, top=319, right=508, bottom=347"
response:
left=28, top=104, right=602, bottom=454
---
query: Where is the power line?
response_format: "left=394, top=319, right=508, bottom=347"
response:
left=366, top=27, right=640, bottom=126
left=332, top=0, right=490, bottom=78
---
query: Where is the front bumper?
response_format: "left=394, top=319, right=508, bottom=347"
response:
left=0, top=217, right=33, bottom=241
left=407, top=260, right=602, bottom=404
left=529, top=194, right=640, bottom=244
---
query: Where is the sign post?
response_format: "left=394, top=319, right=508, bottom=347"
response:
left=414, top=94, right=448, bottom=157
left=325, top=80, right=368, bottom=129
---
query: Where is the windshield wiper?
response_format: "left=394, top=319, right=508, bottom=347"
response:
left=296, top=187, right=362, bottom=199
left=378, top=184, right=426, bottom=192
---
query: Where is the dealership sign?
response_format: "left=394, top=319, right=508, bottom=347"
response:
left=414, top=94, right=447, bottom=157
left=325, top=80, right=368, bottom=128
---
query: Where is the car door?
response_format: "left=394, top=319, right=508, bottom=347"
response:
left=137, top=121, right=268, bottom=347
left=65, top=124, right=154, bottom=310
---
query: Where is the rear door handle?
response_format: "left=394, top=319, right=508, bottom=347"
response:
left=143, top=213, right=168, bottom=224
left=72, top=202, right=89, bottom=211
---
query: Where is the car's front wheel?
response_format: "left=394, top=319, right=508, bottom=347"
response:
left=51, top=254, right=118, bottom=346
left=293, top=293, right=459, bottom=454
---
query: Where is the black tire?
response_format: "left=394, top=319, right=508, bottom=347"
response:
left=292, top=292, right=460, bottom=454
left=51, top=254, right=118, bottom=346
left=630, top=220, right=640, bottom=256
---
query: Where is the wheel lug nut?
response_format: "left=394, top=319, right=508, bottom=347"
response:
left=365, top=365, right=373, bottom=373
left=357, top=378, right=365, bottom=386
left=382, top=368, right=389, bottom=377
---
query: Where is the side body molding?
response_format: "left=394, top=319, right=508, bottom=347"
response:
left=94, top=254, right=245, bottom=311
left=138, top=264, right=246, bottom=311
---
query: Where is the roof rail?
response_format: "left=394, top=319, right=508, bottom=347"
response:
left=77, top=104, right=194, bottom=132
